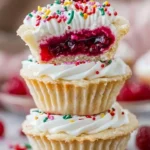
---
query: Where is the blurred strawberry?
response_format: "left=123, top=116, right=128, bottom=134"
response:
left=1, top=76, right=30, bottom=96
left=136, top=126, right=150, bottom=150
left=117, top=82, right=150, bottom=101
left=0, top=121, right=5, bottom=137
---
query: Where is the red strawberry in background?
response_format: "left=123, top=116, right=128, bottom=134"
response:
left=0, top=121, right=5, bottom=137
left=1, top=76, right=30, bottom=96
left=136, top=126, right=150, bottom=150
left=117, top=81, right=150, bottom=102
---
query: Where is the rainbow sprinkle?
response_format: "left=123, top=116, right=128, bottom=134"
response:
left=25, top=0, right=117, bottom=27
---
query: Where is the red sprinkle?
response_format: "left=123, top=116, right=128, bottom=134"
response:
left=92, top=7, right=96, bottom=14
left=112, top=108, right=115, bottom=111
left=87, top=12, right=92, bottom=15
left=92, top=117, right=96, bottom=121
left=75, top=3, right=80, bottom=10
left=108, top=109, right=111, bottom=113
left=104, top=8, right=107, bottom=11
left=68, top=26, right=71, bottom=29
left=37, top=15, right=41, bottom=20
left=110, top=112, right=115, bottom=116
left=107, top=3, right=111, bottom=7
left=122, top=112, right=125, bottom=115
left=108, top=12, right=111, bottom=16
left=75, top=62, right=80, bottom=66
left=47, top=16, right=52, bottom=21
left=96, top=71, right=99, bottom=74
left=101, top=64, right=105, bottom=68
left=57, top=18, right=62, bottom=23
left=36, top=21, right=40, bottom=26
left=114, top=11, right=118, bottom=16
left=10, top=144, right=27, bottom=150
left=84, top=6, right=88, bottom=13
left=86, top=115, right=92, bottom=118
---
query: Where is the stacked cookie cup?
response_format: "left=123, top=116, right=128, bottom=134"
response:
left=17, top=0, right=138, bottom=150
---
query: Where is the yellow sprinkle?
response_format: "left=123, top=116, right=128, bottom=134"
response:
left=64, top=1, right=72, bottom=6
left=100, top=113, right=105, bottom=118
left=45, top=10, right=51, bottom=16
left=104, top=1, right=109, bottom=5
left=69, top=120, right=75, bottom=123
left=42, top=15, right=47, bottom=19
left=38, top=6, right=42, bottom=11
left=64, top=2, right=68, bottom=6
left=83, top=13, right=88, bottom=19
left=35, top=116, right=38, bottom=120
left=68, top=1, right=72, bottom=5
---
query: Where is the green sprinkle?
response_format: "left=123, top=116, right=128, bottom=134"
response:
left=28, top=13, right=33, bottom=17
left=80, top=12, right=84, bottom=17
left=99, top=8, right=105, bottom=16
left=50, top=4, right=54, bottom=6
left=57, top=10, right=61, bottom=14
left=25, top=144, right=32, bottom=149
left=63, top=115, right=72, bottom=120
left=43, top=117, right=48, bottom=122
left=32, top=110, right=40, bottom=113
left=108, top=60, right=112, bottom=65
left=55, top=0, right=61, bottom=4
left=64, top=6, right=68, bottom=11
left=67, top=10, right=74, bottom=24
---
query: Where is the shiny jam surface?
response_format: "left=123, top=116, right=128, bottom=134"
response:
left=40, top=26, right=115, bottom=61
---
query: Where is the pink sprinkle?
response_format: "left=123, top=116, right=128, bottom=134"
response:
left=33, top=10, right=36, bottom=13
left=26, top=16, right=30, bottom=20
left=49, top=116, right=54, bottom=120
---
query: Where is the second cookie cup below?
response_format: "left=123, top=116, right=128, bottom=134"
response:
left=21, top=68, right=131, bottom=115
left=22, top=112, right=138, bottom=150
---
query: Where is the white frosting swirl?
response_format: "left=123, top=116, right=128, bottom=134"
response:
left=23, top=1, right=117, bottom=41
left=26, top=103, right=129, bottom=136
left=21, top=57, right=128, bottom=80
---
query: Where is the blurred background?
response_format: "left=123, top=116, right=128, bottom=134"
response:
left=0, top=0, right=150, bottom=150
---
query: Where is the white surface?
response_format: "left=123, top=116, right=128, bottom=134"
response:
left=0, top=110, right=28, bottom=150
left=0, top=110, right=150, bottom=150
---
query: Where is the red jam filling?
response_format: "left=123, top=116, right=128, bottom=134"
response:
left=40, top=26, right=115, bottom=61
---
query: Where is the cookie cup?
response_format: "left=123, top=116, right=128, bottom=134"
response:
left=21, top=67, right=131, bottom=115
left=22, top=112, right=138, bottom=150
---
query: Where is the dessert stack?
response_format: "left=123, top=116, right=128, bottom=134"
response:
left=17, top=0, right=138, bottom=149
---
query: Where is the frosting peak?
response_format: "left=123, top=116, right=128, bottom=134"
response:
left=25, top=103, right=129, bottom=136
left=21, top=57, right=129, bottom=80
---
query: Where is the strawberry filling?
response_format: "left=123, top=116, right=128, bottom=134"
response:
left=40, top=26, right=115, bottom=61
